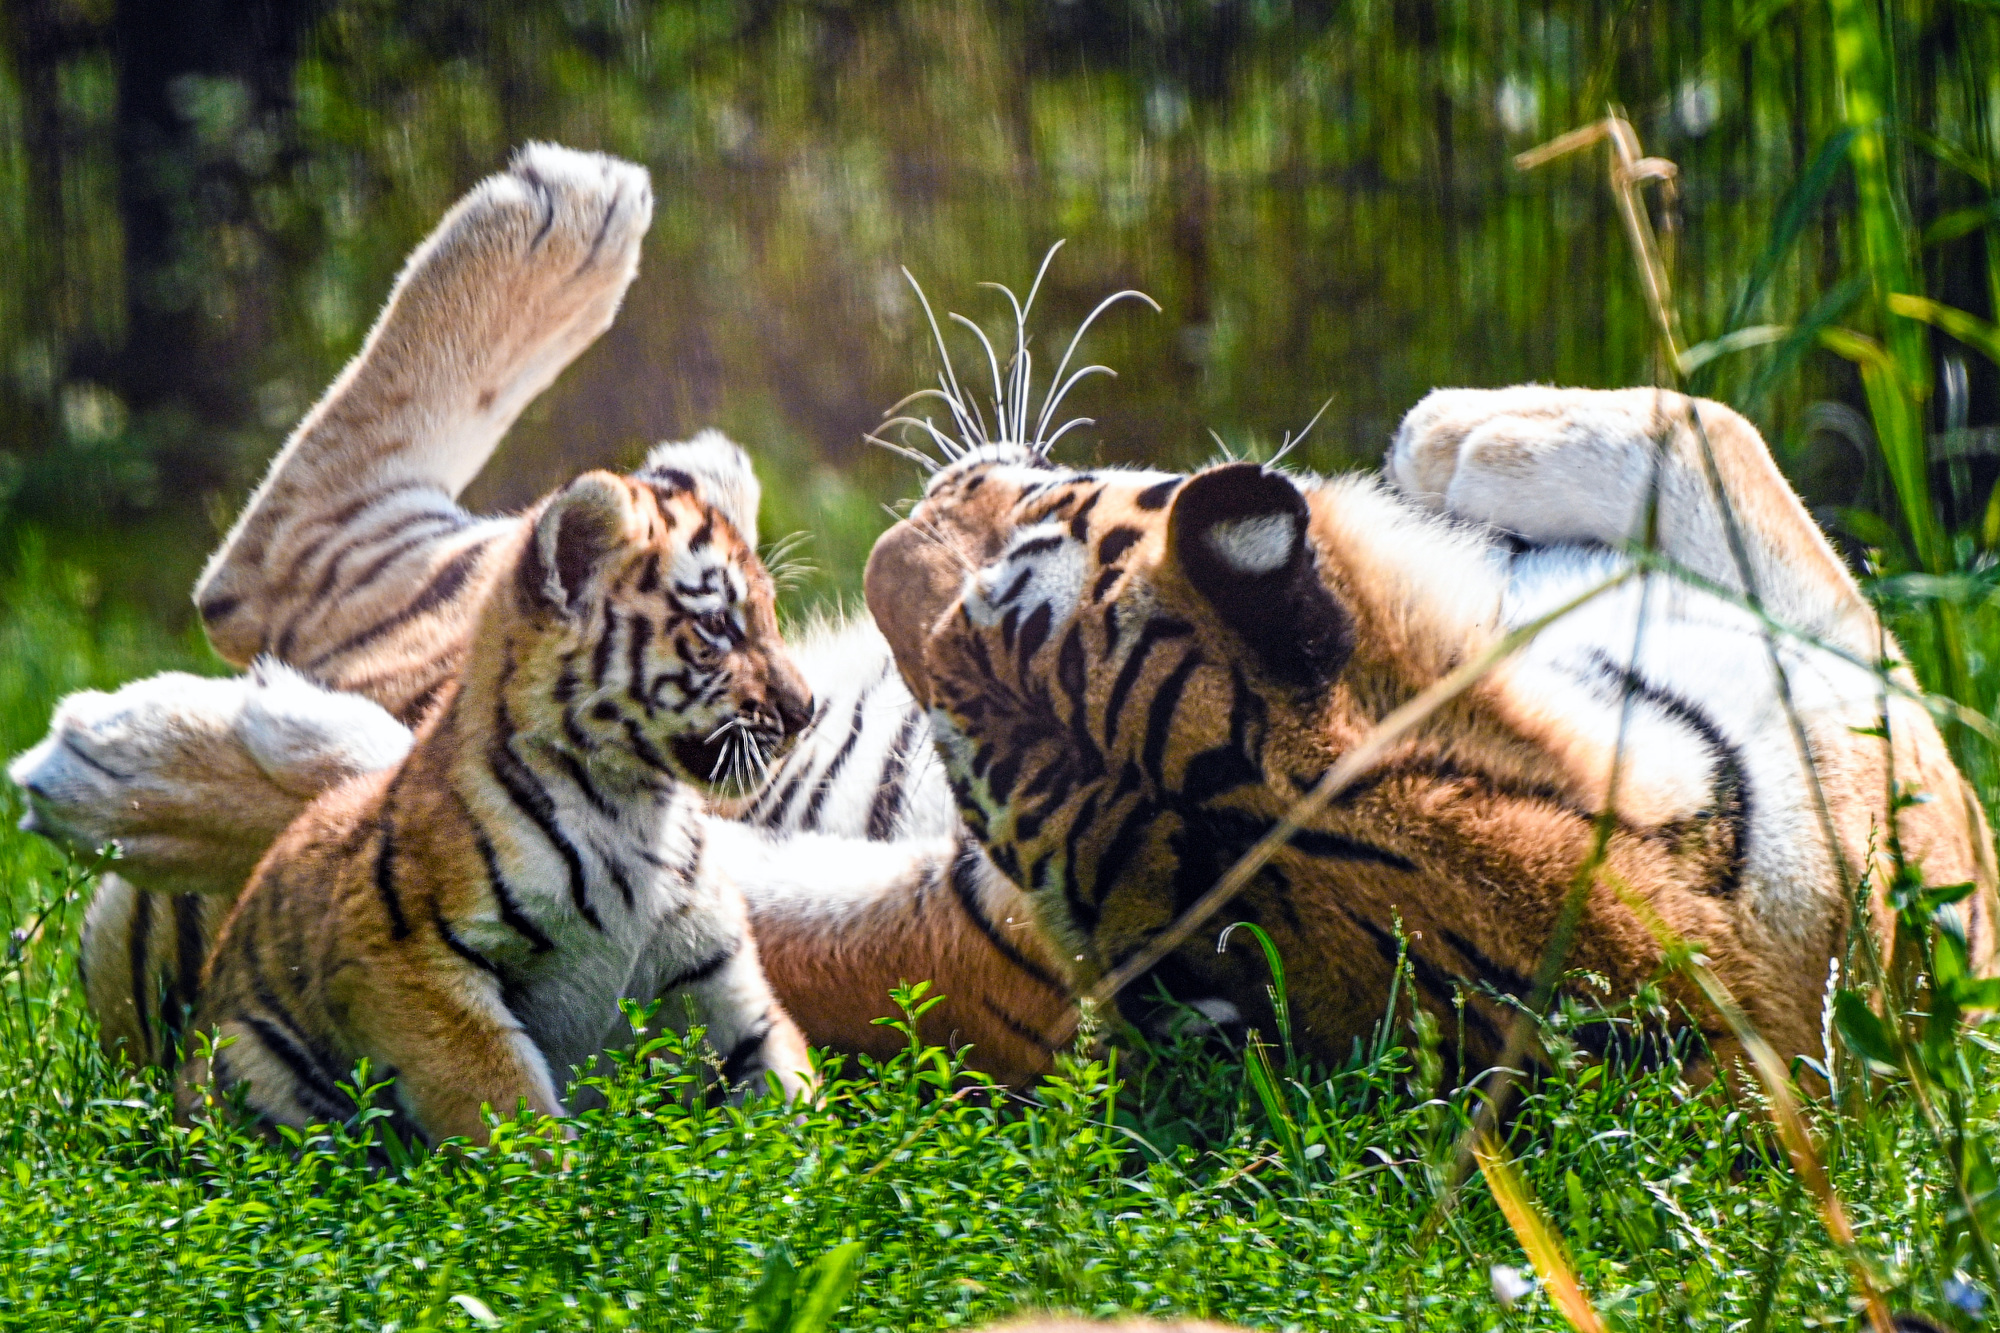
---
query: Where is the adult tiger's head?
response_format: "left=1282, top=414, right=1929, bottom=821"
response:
left=867, top=446, right=1384, bottom=1015
left=865, top=443, right=1545, bottom=1052
left=491, top=432, right=813, bottom=793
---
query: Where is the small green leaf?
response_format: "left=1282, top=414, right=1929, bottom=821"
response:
left=1889, top=293, right=2000, bottom=366
left=447, top=1294, right=501, bottom=1329
left=788, top=1241, right=867, bottom=1333
left=1833, top=990, right=1900, bottom=1071
left=745, top=1245, right=800, bottom=1333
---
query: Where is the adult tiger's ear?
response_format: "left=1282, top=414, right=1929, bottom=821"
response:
left=1167, top=462, right=1353, bottom=688
left=521, top=471, right=635, bottom=614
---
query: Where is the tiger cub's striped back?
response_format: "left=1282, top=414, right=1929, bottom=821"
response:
left=181, top=444, right=816, bottom=1143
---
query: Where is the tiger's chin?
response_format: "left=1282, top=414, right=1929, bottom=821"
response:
left=668, top=728, right=789, bottom=800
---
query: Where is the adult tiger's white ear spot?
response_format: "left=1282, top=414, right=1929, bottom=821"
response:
left=639, top=429, right=761, bottom=548
left=1204, top=513, right=1299, bottom=574
left=526, top=470, right=636, bottom=613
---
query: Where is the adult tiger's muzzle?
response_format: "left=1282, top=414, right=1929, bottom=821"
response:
left=865, top=456, right=1042, bottom=708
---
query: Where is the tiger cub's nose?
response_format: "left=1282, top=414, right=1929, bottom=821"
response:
left=768, top=662, right=815, bottom=739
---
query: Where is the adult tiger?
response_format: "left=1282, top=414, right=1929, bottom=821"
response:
left=860, top=393, right=1998, bottom=1071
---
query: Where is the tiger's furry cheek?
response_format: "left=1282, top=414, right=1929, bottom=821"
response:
left=962, top=523, right=1086, bottom=631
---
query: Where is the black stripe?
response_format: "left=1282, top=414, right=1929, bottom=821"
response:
left=756, top=761, right=814, bottom=831
left=605, top=856, right=637, bottom=911
left=619, top=715, right=677, bottom=774
left=268, top=486, right=418, bottom=601
left=1340, top=907, right=1507, bottom=1054
left=277, top=507, right=467, bottom=657
left=1103, top=618, right=1193, bottom=747
left=458, top=794, right=555, bottom=953
left=305, top=539, right=492, bottom=671
left=1015, top=603, right=1053, bottom=671
left=980, top=996, right=1061, bottom=1053
left=1140, top=650, right=1202, bottom=781
left=128, top=889, right=155, bottom=1060
left=949, top=844, right=1069, bottom=996
left=1085, top=797, right=1153, bottom=918
left=434, top=909, right=502, bottom=977
left=1009, top=533, right=1065, bottom=560
left=1065, top=488, right=1102, bottom=538
left=61, top=735, right=131, bottom=782
left=865, top=709, right=924, bottom=841
left=197, top=593, right=240, bottom=624
left=626, top=614, right=655, bottom=710
left=591, top=609, right=620, bottom=686
left=996, top=566, right=1034, bottom=611
left=1097, top=525, right=1143, bottom=565
left=1587, top=651, right=1751, bottom=896
left=172, top=894, right=205, bottom=1019
left=800, top=694, right=869, bottom=831
left=553, top=749, right=615, bottom=817
left=1286, top=827, right=1416, bottom=872
left=240, top=1016, right=354, bottom=1123
left=1435, top=926, right=1536, bottom=1001
left=579, top=181, right=624, bottom=270
left=661, top=945, right=735, bottom=994
left=488, top=699, right=602, bottom=931
left=373, top=814, right=413, bottom=939
left=718, top=1020, right=774, bottom=1084
left=1134, top=477, right=1181, bottom=510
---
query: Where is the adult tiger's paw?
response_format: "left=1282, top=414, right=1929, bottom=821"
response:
left=369, top=143, right=655, bottom=443
left=7, top=665, right=411, bottom=896
left=457, top=141, right=653, bottom=325
left=1384, top=385, right=1681, bottom=548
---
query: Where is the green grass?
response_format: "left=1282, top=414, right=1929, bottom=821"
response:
left=5, top=8, right=2000, bottom=1321
left=0, top=537, right=1994, bottom=1332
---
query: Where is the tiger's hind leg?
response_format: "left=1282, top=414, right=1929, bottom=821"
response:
left=194, top=144, right=653, bottom=719
left=1388, top=386, right=1999, bottom=982
left=1387, top=386, right=1875, bottom=656
left=672, top=934, right=817, bottom=1105
left=79, top=877, right=230, bottom=1068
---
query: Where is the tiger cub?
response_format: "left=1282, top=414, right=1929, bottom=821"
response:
left=179, top=443, right=817, bottom=1144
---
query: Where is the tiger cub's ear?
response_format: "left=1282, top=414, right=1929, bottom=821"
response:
left=523, top=471, right=637, bottom=614
left=1166, top=462, right=1353, bottom=688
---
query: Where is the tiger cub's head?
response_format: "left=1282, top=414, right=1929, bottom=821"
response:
left=495, top=432, right=812, bottom=793
left=866, top=445, right=1361, bottom=987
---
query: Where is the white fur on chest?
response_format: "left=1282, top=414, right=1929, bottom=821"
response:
left=459, top=761, right=735, bottom=1076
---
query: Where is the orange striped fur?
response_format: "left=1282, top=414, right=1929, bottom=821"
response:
left=865, top=391, right=1998, bottom=1076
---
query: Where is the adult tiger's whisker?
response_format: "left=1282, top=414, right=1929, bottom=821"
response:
left=883, top=245, right=1157, bottom=463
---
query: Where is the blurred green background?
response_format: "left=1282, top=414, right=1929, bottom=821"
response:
left=0, top=0, right=1994, bottom=635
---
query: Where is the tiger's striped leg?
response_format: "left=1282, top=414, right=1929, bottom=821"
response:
left=78, top=877, right=230, bottom=1067
left=194, top=144, right=653, bottom=719
left=340, top=970, right=566, bottom=1146
left=1390, top=386, right=1999, bottom=983
left=670, top=934, right=816, bottom=1103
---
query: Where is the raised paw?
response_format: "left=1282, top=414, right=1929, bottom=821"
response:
left=7, top=666, right=411, bottom=896
left=362, top=144, right=655, bottom=462
left=1385, top=385, right=1691, bottom=547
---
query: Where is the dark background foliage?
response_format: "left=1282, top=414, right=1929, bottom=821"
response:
left=3, top=0, right=1994, bottom=625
